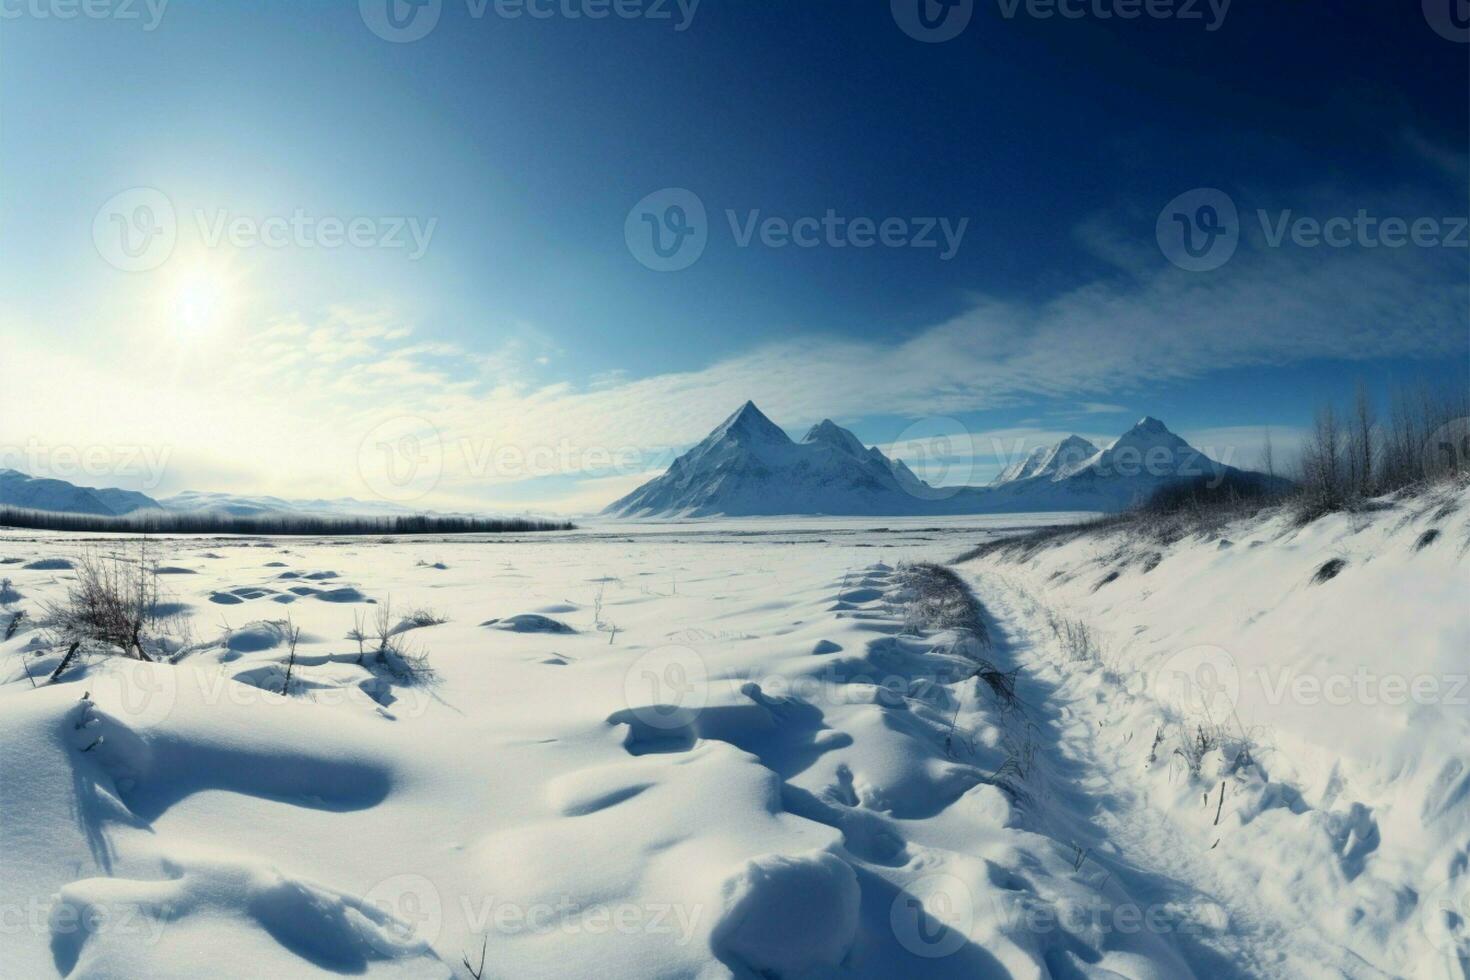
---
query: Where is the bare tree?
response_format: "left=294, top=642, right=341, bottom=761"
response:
left=369, top=597, right=435, bottom=684
left=1346, top=381, right=1376, bottom=498
left=1301, top=402, right=1344, bottom=509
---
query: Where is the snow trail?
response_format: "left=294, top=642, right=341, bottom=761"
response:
left=965, top=569, right=1399, bottom=978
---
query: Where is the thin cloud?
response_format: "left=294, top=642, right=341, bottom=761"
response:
left=2, top=190, right=1462, bottom=512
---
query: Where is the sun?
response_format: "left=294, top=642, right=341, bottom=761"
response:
left=169, top=265, right=233, bottom=337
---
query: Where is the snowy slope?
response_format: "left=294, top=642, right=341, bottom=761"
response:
left=958, top=481, right=1470, bottom=978
left=607, top=406, right=1280, bottom=518
left=0, top=469, right=159, bottom=516
left=803, top=419, right=933, bottom=497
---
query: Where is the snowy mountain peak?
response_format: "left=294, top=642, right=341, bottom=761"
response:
left=801, top=420, right=868, bottom=458
left=1127, top=416, right=1171, bottom=436
left=992, top=434, right=1100, bottom=485
left=1109, top=416, right=1191, bottom=455
left=606, top=403, right=929, bottom=517
left=1057, top=434, right=1101, bottom=453
left=709, top=401, right=791, bottom=446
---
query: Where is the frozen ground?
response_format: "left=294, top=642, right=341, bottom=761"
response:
left=0, top=501, right=1465, bottom=978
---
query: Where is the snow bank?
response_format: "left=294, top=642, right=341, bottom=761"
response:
left=961, top=483, right=1470, bottom=977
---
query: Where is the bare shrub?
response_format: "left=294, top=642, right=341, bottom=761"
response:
left=1060, top=617, right=1101, bottom=664
left=895, top=562, right=989, bottom=644
left=1311, top=557, right=1347, bottom=584
left=1171, top=718, right=1257, bottom=781
left=370, top=598, right=436, bottom=685
left=1173, top=724, right=1219, bottom=779
left=281, top=613, right=302, bottom=695
left=348, top=610, right=369, bottom=663
left=398, top=608, right=448, bottom=633
left=41, top=544, right=178, bottom=671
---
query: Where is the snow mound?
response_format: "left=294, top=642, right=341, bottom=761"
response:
left=482, top=614, right=575, bottom=634
left=226, top=621, right=294, bottom=654
left=50, top=857, right=451, bottom=979
left=711, top=850, right=861, bottom=975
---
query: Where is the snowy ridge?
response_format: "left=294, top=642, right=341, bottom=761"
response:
left=606, top=404, right=1277, bottom=518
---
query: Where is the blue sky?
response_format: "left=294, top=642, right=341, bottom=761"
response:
left=1, top=0, right=1466, bottom=512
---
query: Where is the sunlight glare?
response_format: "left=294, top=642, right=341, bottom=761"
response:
left=170, top=266, right=232, bottom=337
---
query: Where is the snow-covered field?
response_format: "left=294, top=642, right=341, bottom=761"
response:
left=1, top=499, right=1465, bottom=978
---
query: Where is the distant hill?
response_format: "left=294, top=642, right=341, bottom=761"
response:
left=0, top=472, right=424, bottom=521
left=0, top=468, right=160, bottom=516
left=157, top=490, right=422, bottom=519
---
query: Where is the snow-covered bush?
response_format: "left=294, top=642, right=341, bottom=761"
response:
left=40, top=545, right=177, bottom=671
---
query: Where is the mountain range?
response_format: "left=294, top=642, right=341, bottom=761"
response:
left=3, top=404, right=1280, bottom=521
left=0, top=471, right=419, bottom=520
left=604, top=402, right=1278, bottom=517
left=0, top=468, right=159, bottom=517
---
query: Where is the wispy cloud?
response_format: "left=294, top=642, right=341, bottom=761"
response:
left=3, top=187, right=1462, bottom=512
